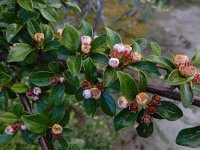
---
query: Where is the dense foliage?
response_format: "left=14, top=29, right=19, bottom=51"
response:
left=0, top=0, right=200, bottom=149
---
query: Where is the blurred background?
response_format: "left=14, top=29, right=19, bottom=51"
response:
left=1, top=0, right=200, bottom=149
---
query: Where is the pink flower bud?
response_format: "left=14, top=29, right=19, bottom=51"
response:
left=174, top=55, right=189, bottom=67
left=91, top=88, right=101, bottom=100
left=113, top=43, right=125, bottom=53
left=179, top=62, right=198, bottom=77
left=33, top=95, right=39, bottom=102
left=117, top=96, right=129, bottom=109
left=109, top=58, right=120, bottom=68
left=57, top=28, right=63, bottom=37
left=83, top=89, right=92, bottom=99
left=34, top=33, right=44, bottom=42
left=132, top=52, right=142, bottom=62
left=59, top=76, right=65, bottom=83
left=33, top=87, right=41, bottom=96
left=5, top=125, right=15, bottom=135
left=141, top=114, right=152, bottom=124
left=52, top=124, right=63, bottom=140
left=81, top=36, right=92, bottom=45
left=81, top=44, right=91, bottom=53
left=124, top=44, right=132, bottom=54
left=21, top=124, right=27, bottom=131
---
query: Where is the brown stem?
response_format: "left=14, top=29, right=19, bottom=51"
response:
left=146, top=84, right=200, bottom=107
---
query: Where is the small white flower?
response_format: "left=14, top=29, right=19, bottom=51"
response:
left=83, top=89, right=92, bottom=99
left=57, top=28, right=63, bottom=37
left=109, top=58, right=120, bottom=68
left=113, top=43, right=125, bottom=53
left=59, top=76, right=65, bottom=83
left=81, top=36, right=92, bottom=45
left=33, top=87, right=41, bottom=96
left=117, top=96, right=129, bottom=109
left=5, top=125, right=14, bottom=135
left=21, top=124, right=27, bottom=131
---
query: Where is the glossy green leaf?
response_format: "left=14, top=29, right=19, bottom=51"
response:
left=150, top=42, right=161, bottom=56
left=91, top=34, right=107, bottom=50
left=67, top=55, right=82, bottom=77
left=48, top=61, right=65, bottom=74
left=29, top=71, right=54, bottom=87
left=176, top=126, right=200, bottom=148
left=65, top=2, right=81, bottom=12
left=180, top=83, right=194, bottom=108
left=62, top=23, right=80, bottom=52
left=145, top=55, right=176, bottom=72
left=0, top=72, right=12, bottom=86
left=0, top=112, right=18, bottom=124
left=6, top=23, right=23, bottom=42
left=83, top=99, right=97, bottom=116
left=48, top=105, right=65, bottom=125
left=39, top=6, right=57, bottom=22
left=114, top=108, right=138, bottom=131
left=27, top=19, right=42, bottom=37
left=83, top=58, right=98, bottom=83
left=17, top=0, right=33, bottom=11
left=0, top=133, right=15, bottom=147
left=168, top=69, right=193, bottom=86
left=11, top=83, right=28, bottom=93
left=8, top=43, right=34, bottom=62
left=136, top=123, right=153, bottom=138
left=134, top=38, right=147, bottom=51
left=49, top=84, right=65, bottom=107
left=103, top=66, right=117, bottom=87
left=117, top=71, right=138, bottom=101
left=21, top=114, right=50, bottom=134
left=100, top=91, right=116, bottom=116
left=78, top=20, right=93, bottom=37
left=139, top=72, right=147, bottom=92
left=106, top=28, right=121, bottom=49
left=156, top=101, right=183, bottom=121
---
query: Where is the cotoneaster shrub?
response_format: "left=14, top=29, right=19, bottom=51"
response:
left=0, top=0, right=200, bottom=149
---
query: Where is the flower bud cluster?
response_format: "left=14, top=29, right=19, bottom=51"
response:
left=82, top=81, right=104, bottom=100
left=5, top=123, right=19, bottom=135
left=26, top=87, right=42, bottom=102
left=51, top=76, right=66, bottom=85
left=109, top=43, right=142, bottom=68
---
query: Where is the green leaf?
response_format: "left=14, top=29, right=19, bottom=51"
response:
left=150, top=42, right=161, bottom=56
left=145, top=55, right=176, bottom=72
left=131, top=42, right=141, bottom=53
left=0, top=134, right=15, bottom=147
left=139, top=72, right=147, bottom=92
left=60, top=111, right=70, bottom=127
left=67, top=55, right=82, bottom=77
left=27, top=19, right=42, bottom=37
left=75, top=88, right=84, bottom=101
left=117, top=71, right=138, bottom=101
left=39, top=6, right=57, bottom=22
left=176, top=125, right=200, bottom=148
left=21, top=114, right=50, bottom=134
left=0, top=72, right=12, bottom=86
left=91, top=34, right=107, bottom=50
left=0, top=112, right=18, bottom=123
left=136, top=123, right=153, bottom=138
left=49, top=84, right=65, bottom=107
left=180, top=83, right=194, bottom=108
left=192, top=49, right=200, bottom=70
left=156, top=101, right=183, bottom=121
left=106, top=28, right=121, bottom=49
left=65, top=2, right=81, bottom=12
left=168, top=69, right=193, bottom=86
left=78, top=20, right=93, bottom=37
left=48, top=62, right=65, bottom=74
left=32, top=0, right=46, bottom=9
left=83, top=58, right=98, bottom=83
left=131, top=61, right=161, bottom=77
left=0, top=91, right=8, bottom=111
left=103, top=66, right=117, bottom=87
left=8, top=43, right=34, bottom=62
left=19, top=9, right=39, bottom=22
left=83, top=99, right=97, bottom=116
left=134, top=38, right=147, bottom=51
left=6, top=23, right=23, bottom=42
left=48, top=105, right=65, bottom=125
left=12, top=104, right=23, bottom=117
left=114, top=108, right=138, bottom=131
left=17, top=0, right=33, bottom=11
left=29, top=71, right=54, bottom=87
left=62, top=23, right=80, bottom=52
left=100, top=91, right=116, bottom=116
left=11, top=83, right=28, bottom=93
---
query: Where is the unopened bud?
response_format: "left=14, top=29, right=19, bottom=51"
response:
left=109, top=58, right=120, bottom=68
left=91, top=88, right=101, bottom=100
left=136, top=92, right=148, bottom=106
left=113, top=43, right=125, bottom=53
left=34, top=33, right=44, bottom=42
left=117, top=96, right=129, bottom=109
left=83, top=89, right=92, bottom=99
left=81, top=36, right=92, bottom=45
